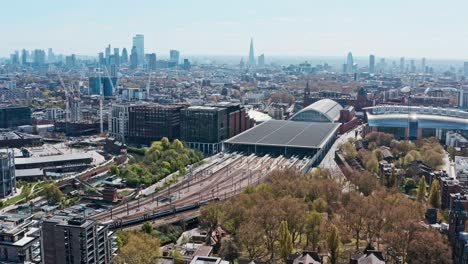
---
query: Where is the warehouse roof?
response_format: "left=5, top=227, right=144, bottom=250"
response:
left=225, top=120, right=340, bottom=149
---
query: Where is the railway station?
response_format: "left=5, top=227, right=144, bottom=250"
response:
left=224, top=120, right=340, bottom=166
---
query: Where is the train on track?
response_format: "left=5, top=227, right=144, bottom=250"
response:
left=103, top=199, right=218, bottom=229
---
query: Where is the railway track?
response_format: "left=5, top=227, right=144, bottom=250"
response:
left=93, top=154, right=310, bottom=227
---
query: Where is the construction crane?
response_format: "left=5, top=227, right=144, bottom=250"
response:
left=56, top=70, right=71, bottom=123
left=96, top=68, right=104, bottom=134
left=147, top=72, right=152, bottom=99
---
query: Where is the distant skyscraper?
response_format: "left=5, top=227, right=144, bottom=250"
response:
left=464, top=62, right=468, bottom=77
left=65, top=54, right=76, bottom=68
left=132, top=34, right=144, bottom=66
left=410, top=60, right=416, bottom=73
left=346, top=52, right=354, bottom=74
left=422, top=57, right=426, bottom=73
left=183, top=59, right=191, bottom=70
left=105, top=44, right=111, bottom=62
left=114, top=48, right=120, bottom=65
left=400, top=57, right=405, bottom=73
left=303, top=81, right=311, bottom=108
left=258, top=54, right=265, bottom=67
left=369, top=54, right=375, bottom=74
left=48, top=48, right=55, bottom=63
left=10, top=52, right=19, bottom=65
left=33, top=49, right=46, bottom=66
left=146, top=53, right=157, bottom=70
left=248, top=38, right=255, bottom=66
left=130, top=46, right=138, bottom=69
left=121, top=48, right=128, bottom=64
left=21, top=49, right=28, bottom=65
left=170, top=50, right=180, bottom=65
left=98, top=52, right=105, bottom=65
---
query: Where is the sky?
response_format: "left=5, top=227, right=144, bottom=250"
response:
left=3, top=0, right=468, bottom=60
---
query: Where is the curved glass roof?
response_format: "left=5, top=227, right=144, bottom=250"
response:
left=290, top=99, right=343, bottom=122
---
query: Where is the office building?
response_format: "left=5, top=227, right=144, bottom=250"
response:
left=65, top=54, right=76, bottom=68
left=369, top=54, right=375, bottom=73
left=422, top=57, right=426, bottom=73
left=89, top=77, right=117, bottom=97
left=258, top=54, right=265, bottom=67
left=464, top=62, right=468, bottom=77
left=209, top=102, right=253, bottom=138
left=21, top=49, right=28, bottom=65
left=130, top=46, right=138, bottom=69
left=248, top=38, right=256, bottom=66
left=146, top=53, right=157, bottom=70
left=48, top=48, right=55, bottom=63
left=346, top=52, right=354, bottom=74
left=128, top=104, right=183, bottom=145
left=46, top=108, right=66, bottom=121
left=169, top=50, right=180, bottom=66
left=121, top=48, right=128, bottom=64
left=68, top=97, right=81, bottom=122
left=400, top=57, right=405, bottom=73
left=113, top=48, right=120, bottom=66
left=33, top=50, right=46, bottom=66
left=182, top=58, right=191, bottom=70
left=105, top=44, right=111, bottom=62
left=109, top=103, right=130, bottom=143
left=10, top=52, right=19, bottom=65
left=42, top=216, right=116, bottom=264
left=459, top=86, right=468, bottom=109
left=0, top=106, right=31, bottom=128
left=132, top=34, right=144, bottom=65
left=0, top=213, right=41, bottom=263
left=410, top=60, right=416, bottom=73
left=181, top=106, right=228, bottom=155
left=98, top=52, right=105, bottom=65
left=0, top=150, right=16, bottom=198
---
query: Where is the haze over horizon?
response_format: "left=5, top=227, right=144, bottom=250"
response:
left=3, top=0, right=468, bottom=60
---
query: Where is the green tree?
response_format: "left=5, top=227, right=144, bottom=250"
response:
left=387, top=167, right=397, bottom=188
left=43, top=184, right=63, bottom=204
left=447, top=146, right=456, bottom=161
left=428, top=180, right=441, bottom=208
left=306, top=211, right=323, bottom=250
left=219, top=239, right=240, bottom=264
left=404, top=178, right=417, bottom=194
left=327, top=224, right=340, bottom=264
left=416, top=176, right=427, bottom=202
left=115, top=232, right=161, bottom=264
left=277, top=221, right=293, bottom=262
left=340, top=142, right=357, bottom=159
left=141, top=221, right=154, bottom=234
left=109, top=164, right=119, bottom=176
left=404, top=153, right=415, bottom=168
left=161, top=137, right=170, bottom=150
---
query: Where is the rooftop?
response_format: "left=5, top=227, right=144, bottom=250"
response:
left=15, top=152, right=93, bottom=165
left=225, top=120, right=340, bottom=149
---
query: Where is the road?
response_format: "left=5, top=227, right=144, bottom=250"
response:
left=319, top=125, right=363, bottom=179
left=442, top=151, right=456, bottom=179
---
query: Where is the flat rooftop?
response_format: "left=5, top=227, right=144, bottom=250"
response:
left=225, top=120, right=340, bottom=149
left=15, top=153, right=93, bottom=165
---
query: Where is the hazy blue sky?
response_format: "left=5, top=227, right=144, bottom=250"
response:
left=3, top=0, right=468, bottom=59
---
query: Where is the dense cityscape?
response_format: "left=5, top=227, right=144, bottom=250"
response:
left=2, top=2, right=468, bottom=263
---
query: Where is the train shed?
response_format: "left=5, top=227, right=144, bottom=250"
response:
left=224, top=120, right=339, bottom=165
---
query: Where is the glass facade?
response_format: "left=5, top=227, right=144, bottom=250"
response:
left=180, top=107, right=227, bottom=144
left=0, top=106, right=31, bottom=128
left=128, top=105, right=183, bottom=145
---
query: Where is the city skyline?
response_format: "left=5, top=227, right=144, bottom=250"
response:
left=3, top=0, right=468, bottom=59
